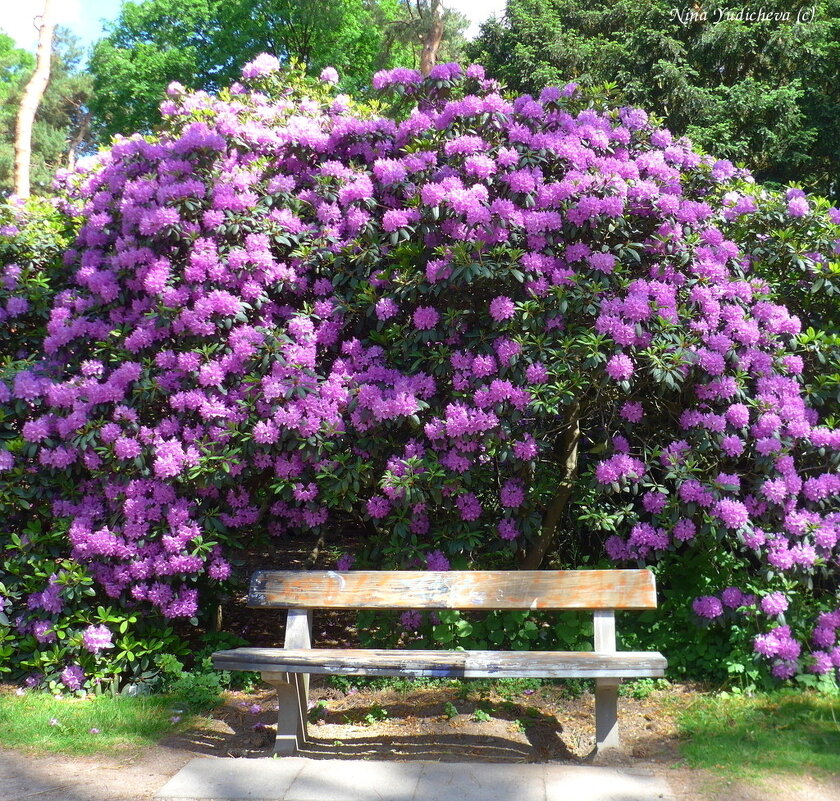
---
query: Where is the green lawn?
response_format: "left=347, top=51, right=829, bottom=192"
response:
left=0, top=687, right=187, bottom=754
left=678, top=689, right=840, bottom=779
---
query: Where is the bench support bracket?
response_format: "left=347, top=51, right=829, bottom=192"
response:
left=593, top=609, right=620, bottom=752
left=263, top=608, right=312, bottom=754
left=595, top=678, right=621, bottom=751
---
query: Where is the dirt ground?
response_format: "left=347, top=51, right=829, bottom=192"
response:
left=2, top=680, right=837, bottom=801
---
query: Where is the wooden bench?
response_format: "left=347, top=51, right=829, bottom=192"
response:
left=212, top=569, right=666, bottom=755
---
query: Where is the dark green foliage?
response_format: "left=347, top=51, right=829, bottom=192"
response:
left=357, top=607, right=594, bottom=654
left=468, top=0, right=840, bottom=199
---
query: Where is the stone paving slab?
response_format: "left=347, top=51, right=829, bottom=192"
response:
left=155, top=758, right=675, bottom=801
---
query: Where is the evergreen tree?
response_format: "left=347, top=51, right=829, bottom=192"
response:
left=468, top=0, right=840, bottom=198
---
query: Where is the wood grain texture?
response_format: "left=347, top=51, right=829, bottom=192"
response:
left=593, top=610, right=616, bottom=653
left=248, top=570, right=658, bottom=610
left=212, top=647, right=667, bottom=679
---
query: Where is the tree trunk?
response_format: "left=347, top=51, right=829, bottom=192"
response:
left=14, top=0, right=55, bottom=198
left=66, top=111, right=91, bottom=171
left=419, top=0, right=443, bottom=76
left=519, top=402, right=581, bottom=569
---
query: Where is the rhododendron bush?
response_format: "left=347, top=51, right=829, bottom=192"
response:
left=0, top=197, right=191, bottom=690
left=2, top=57, right=840, bottom=690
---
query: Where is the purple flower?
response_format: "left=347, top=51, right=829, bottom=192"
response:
left=620, top=402, right=644, bottom=423
left=587, top=252, right=616, bottom=274
left=372, top=67, right=422, bottom=91
left=525, top=363, right=548, bottom=383
left=383, top=209, right=417, bottom=232
left=373, top=158, right=407, bottom=184
left=605, top=354, right=634, bottom=381
left=500, top=480, right=525, bottom=508
left=595, top=453, right=646, bottom=484
left=809, top=651, right=833, bottom=674
left=400, top=610, right=422, bottom=630
left=375, top=298, right=399, bottom=321
left=720, top=435, right=745, bottom=457
left=760, top=592, right=789, bottom=616
left=336, top=553, right=355, bottom=571
left=464, top=154, right=496, bottom=179
left=692, top=596, right=723, bottom=619
left=771, top=661, right=798, bottom=679
left=513, top=435, right=538, bottom=460
left=494, top=338, right=521, bottom=366
left=82, top=624, right=114, bottom=654
left=366, top=495, right=391, bottom=519
left=714, top=499, right=749, bottom=529
left=489, top=296, right=515, bottom=322
left=32, top=621, right=56, bottom=643
left=242, top=53, right=280, bottom=80
left=60, top=664, right=85, bottom=691
left=619, top=107, right=648, bottom=130
left=426, top=550, right=450, bottom=571
left=673, top=519, right=696, bottom=542
left=720, top=587, right=744, bottom=608
left=642, top=491, right=667, bottom=513
left=6, top=296, right=28, bottom=317
left=497, top=519, right=519, bottom=540
left=9, top=55, right=837, bottom=691
left=319, top=67, right=339, bottom=84
left=786, top=197, right=809, bottom=218
left=413, top=306, right=439, bottom=330
left=456, top=492, right=482, bottom=521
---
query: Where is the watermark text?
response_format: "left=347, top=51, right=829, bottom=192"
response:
left=670, top=6, right=816, bottom=24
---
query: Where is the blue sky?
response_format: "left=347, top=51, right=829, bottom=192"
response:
left=2, top=0, right=124, bottom=53
left=2, top=0, right=506, bottom=54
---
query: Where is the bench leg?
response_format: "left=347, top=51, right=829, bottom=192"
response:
left=595, top=678, right=620, bottom=752
left=262, top=671, right=308, bottom=755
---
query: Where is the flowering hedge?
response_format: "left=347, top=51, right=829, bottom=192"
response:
left=0, top=197, right=191, bottom=692
left=2, top=56, right=839, bottom=690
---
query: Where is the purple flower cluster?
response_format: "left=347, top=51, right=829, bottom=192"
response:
left=241, top=53, right=280, bottom=80
left=60, top=664, right=85, bottom=691
left=82, top=624, right=114, bottom=653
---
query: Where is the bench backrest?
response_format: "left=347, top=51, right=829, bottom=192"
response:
left=248, top=569, right=657, bottom=611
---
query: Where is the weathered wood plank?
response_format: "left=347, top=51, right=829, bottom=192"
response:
left=593, top=610, right=616, bottom=653
left=248, top=570, right=658, bottom=610
left=212, top=647, right=667, bottom=679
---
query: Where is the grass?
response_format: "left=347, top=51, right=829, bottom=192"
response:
left=0, top=687, right=190, bottom=755
left=678, top=689, right=840, bottom=780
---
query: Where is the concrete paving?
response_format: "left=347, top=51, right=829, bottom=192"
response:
left=155, top=757, right=675, bottom=801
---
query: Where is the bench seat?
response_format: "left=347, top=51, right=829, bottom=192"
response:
left=213, top=646, right=667, bottom=679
